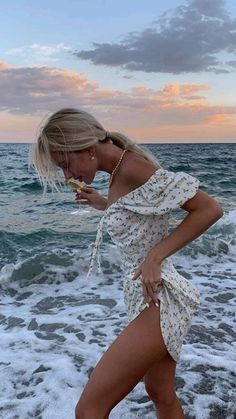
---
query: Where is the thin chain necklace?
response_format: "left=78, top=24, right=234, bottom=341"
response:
left=108, top=149, right=128, bottom=188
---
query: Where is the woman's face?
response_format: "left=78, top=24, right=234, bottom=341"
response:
left=51, top=149, right=95, bottom=184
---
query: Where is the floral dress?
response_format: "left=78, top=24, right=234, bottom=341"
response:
left=85, top=167, right=201, bottom=362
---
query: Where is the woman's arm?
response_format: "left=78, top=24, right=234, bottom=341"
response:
left=100, top=196, right=108, bottom=211
left=132, top=190, right=223, bottom=304
left=75, top=188, right=108, bottom=211
left=148, top=190, right=224, bottom=262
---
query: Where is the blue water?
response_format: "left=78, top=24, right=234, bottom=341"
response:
left=0, top=142, right=235, bottom=419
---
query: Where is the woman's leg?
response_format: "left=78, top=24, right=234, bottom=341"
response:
left=144, top=352, right=185, bottom=418
left=75, top=300, right=168, bottom=419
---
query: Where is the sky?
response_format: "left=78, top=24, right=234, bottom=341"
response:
left=0, top=0, right=236, bottom=143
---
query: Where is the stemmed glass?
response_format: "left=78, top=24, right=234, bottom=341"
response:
left=66, top=177, right=90, bottom=215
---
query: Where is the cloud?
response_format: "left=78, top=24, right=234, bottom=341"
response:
left=160, top=83, right=209, bottom=97
left=5, top=47, right=25, bottom=56
left=188, top=0, right=227, bottom=17
left=5, top=43, right=71, bottom=63
left=0, top=60, right=15, bottom=70
left=0, top=65, right=99, bottom=114
left=73, top=0, right=236, bottom=74
left=122, top=74, right=134, bottom=79
left=207, top=112, right=232, bottom=124
left=0, top=61, right=235, bottom=131
left=227, top=60, right=236, bottom=67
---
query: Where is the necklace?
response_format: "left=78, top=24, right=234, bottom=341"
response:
left=108, top=149, right=128, bottom=188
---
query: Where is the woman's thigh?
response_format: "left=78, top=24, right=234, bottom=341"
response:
left=77, top=300, right=168, bottom=412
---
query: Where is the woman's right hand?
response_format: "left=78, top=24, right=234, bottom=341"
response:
left=74, top=187, right=107, bottom=211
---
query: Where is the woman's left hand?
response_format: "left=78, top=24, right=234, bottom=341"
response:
left=131, top=252, right=163, bottom=306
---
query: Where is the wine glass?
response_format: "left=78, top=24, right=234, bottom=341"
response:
left=67, top=177, right=91, bottom=215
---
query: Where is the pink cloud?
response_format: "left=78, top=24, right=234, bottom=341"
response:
left=0, top=60, right=15, bottom=70
left=161, top=83, right=209, bottom=97
left=0, top=61, right=235, bottom=142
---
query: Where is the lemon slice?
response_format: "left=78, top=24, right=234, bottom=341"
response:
left=66, top=178, right=86, bottom=190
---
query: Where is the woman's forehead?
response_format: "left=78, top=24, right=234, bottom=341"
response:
left=50, top=149, right=85, bottom=164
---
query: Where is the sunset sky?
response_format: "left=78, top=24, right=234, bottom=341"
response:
left=0, top=0, right=236, bottom=143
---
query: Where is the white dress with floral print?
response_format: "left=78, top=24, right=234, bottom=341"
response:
left=85, top=168, right=201, bottom=362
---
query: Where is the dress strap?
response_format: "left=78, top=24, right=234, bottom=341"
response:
left=85, top=215, right=105, bottom=281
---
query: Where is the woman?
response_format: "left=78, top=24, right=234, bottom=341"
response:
left=31, top=107, right=224, bottom=419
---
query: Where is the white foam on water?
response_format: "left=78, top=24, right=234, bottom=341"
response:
left=0, top=215, right=235, bottom=418
left=70, top=209, right=91, bottom=215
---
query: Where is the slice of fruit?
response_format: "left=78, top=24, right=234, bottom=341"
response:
left=66, top=178, right=86, bottom=190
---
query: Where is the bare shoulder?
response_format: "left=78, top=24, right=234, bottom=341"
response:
left=121, top=151, right=161, bottom=190
left=107, top=150, right=161, bottom=207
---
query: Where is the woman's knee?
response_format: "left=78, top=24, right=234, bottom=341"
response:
left=145, top=383, right=177, bottom=407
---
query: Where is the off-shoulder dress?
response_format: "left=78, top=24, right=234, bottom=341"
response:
left=85, top=167, right=201, bottom=362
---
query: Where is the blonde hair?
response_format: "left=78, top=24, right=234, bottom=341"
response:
left=29, top=107, right=161, bottom=195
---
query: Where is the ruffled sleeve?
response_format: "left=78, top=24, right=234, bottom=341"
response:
left=118, top=168, right=200, bottom=215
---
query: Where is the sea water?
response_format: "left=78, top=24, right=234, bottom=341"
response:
left=0, top=142, right=235, bottom=419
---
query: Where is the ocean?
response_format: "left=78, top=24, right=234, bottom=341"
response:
left=0, top=142, right=235, bottom=419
